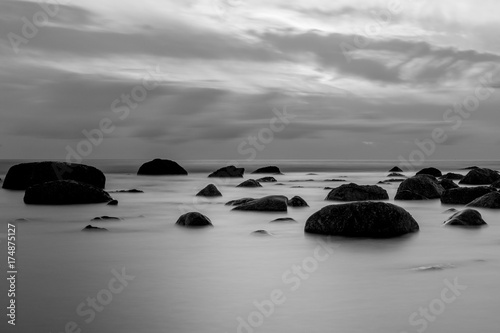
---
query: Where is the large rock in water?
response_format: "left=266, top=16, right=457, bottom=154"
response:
left=467, top=192, right=500, bottom=209
left=2, top=162, right=106, bottom=190
left=443, top=209, right=487, bottom=226
left=440, top=186, right=495, bottom=205
left=208, top=166, right=244, bottom=178
left=416, top=167, right=442, bottom=177
left=305, top=202, right=419, bottom=238
left=395, top=175, right=444, bottom=200
left=459, top=168, right=500, bottom=185
left=252, top=166, right=282, bottom=174
left=24, top=180, right=112, bottom=205
left=232, top=195, right=288, bottom=212
left=196, top=184, right=222, bottom=197
left=237, top=179, right=262, bottom=188
left=137, top=159, right=188, bottom=175
left=176, top=212, right=212, bottom=227
left=326, top=183, right=388, bottom=201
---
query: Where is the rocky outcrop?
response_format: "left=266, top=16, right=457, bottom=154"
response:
left=237, top=179, right=262, bottom=188
left=137, top=159, right=188, bottom=175
left=208, top=165, right=244, bottom=178
left=395, top=175, right=444, bottom=200
left=288, top=196, right=309, bottom=207
left=440, top=186, right=495, bottom=205
left=467, top=192, right=500, bottom=209
left=2, top=161, right=106, bottom=190
left=256, top=177, right=277, bottom=183
left=232, top=195, right=288, bottom=212
left=196, top=184, right=222, bottom=197
left=24, top=180, right=112, bottom=205
left=305, top=202, right=419, bottom=238
left=176, top=212, right=213, bottom=227
left=252, top=166, right=282, bottom=174
left=443, top=209, right=487, bottom=226
left=416, top=167, right=442, bottom=177
left=459, top=168, right=500, bottom=185
left=326, top=183, right=389, bottom=201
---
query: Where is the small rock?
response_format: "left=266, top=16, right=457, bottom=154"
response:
left=389, top=166, right=403, bottom=172
left=232, top=196, right=288, bottom=212
left=82, top=225, right=108, bottom=231
left=196, top=184, right=222, bottom=197
left=387, top=173, right=406, bottom=177
left=208, top=165, right=244, bottom=178
left=107, top=200, right=118, bottom=206
left=288, top=196, right=309, bottom=207
left=176, top=212, right=213, bottom=227
left=444, top=209, right=487, bottom=226
left=270, top=217, right=297, bottom=223
left=91, top=216, right=120, bottom=221
left=252, top=166, right=282, bottom=174
left=251, top=230, right=272, bottom=236
left=237, top=179, right=262, bottom=188
left=256, top=177, right=277, bottom=183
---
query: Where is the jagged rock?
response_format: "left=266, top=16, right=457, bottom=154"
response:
left=252, top=166, right=282, bottom=174
left=24, top=180, right=112, bottom=205
left=440, top=186, right=495, bottom=205
left=443, top=209, right=487, bottom=226
left=305, top=202, right=419, bottom=238
left=326, top=183, right=388, bottom=201
left=460, top=168, right=500, bottom=185
left=196, top=184, right=222, bottom=197
left=256, top=177, right=277, bottom=183
left=416, top=167, right=442, bottom=177
left=237, top=179, right=262, bottom=188
left=395, top=175, right=444, bottom=200
left=137, top=159, right=188, bottom=175
left=467, top=192, right=500, bottom=209
left=208, top=165, right=244, bottom=178
left=288, top=196, right=309, bottom=207
left=232, top=195, right=288, bottom=212
left=176, top=212, right=213, bottom=227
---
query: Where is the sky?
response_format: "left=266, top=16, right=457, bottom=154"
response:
left=1, top=0, right=499, bottom=162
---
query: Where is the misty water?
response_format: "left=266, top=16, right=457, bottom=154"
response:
left=1, top=160, right=499, bottom=333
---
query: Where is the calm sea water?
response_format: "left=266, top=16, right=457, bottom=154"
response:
left=1, top=160, right=499, bottom=333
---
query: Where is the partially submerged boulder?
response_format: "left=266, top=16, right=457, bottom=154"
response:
left=208, top=165, right=244, bottom=178
left=395, top=175, right=444, bottom=200
left=232, top=195, right=288, bottom=212
left=256, top=177, right=277, bottom=183
left=467, top=192, right=500, bottom=209
left=288, top=196, right=309, bottom=207
left=326, top=183, right=389, bottom=201
left=305, top=202, right=419, bottom=238
left=196, top=184, right=222, bottom=197
left=82, top=225, right=108, bottom=232
left=252, top=166, right=282, bottom=174
left=460, top=168, right=500, bottom=185
left=2, top=161, right=106, bottom=190
left=176, top=212, right=213, bottom=227
left=443, top=209, right=487, bottom=226
left=24, top=180, right=112, bottom=205
left=137, top=159, right=188, bottom=175
left=237, top=179, right=262, bottom=188
left=440, top=186, right=495, bottom=205
left=416, top=167, right=442, bottom=178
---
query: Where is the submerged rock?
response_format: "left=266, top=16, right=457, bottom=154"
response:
left=137, top=159, right=188, bottom=175
left=326, top=183, right=389, bottom=201
left=2, top=161, right=106, bottom=190
left=288, top=196, right=309, bottom=207
left=305, top=202, right=419, bottom=238
left=460, top=168, right=500, bottom=185
left=82, top=225, right=108, bottom=232
left=176, top=212, right=212, bottom=227
left=252, top=166, right=282, bottom=174
left=467, top=192, right=500, bottom=209
left=237, top=179, right=262, bottom=188
left=24, top=180, right=112, bottom=205
left=443, top=209, right=487, bottom=226
left=232, top=195, right=288, bottom=212
left=395, top=175, right=444, bottom=200
left=196, top=184, right=222, bottom=197
left=256, top=177, right=277, bottom=183
left=208, top=165, right=244, bottom=178
left=440, top=186, right=495, bottom=205
left=416, top=167, right=442, bottom=178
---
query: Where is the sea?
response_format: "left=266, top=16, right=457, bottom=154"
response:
left=1, top=159, right=499, bottom=333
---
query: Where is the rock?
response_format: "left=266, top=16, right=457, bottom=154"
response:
left=232, top=195, right=288, bottom=212
left=443, top=209, right=487, bottom=226
left=440, top=186, right=495, bottom=205
left=208, top=165, right=244, bottom=178
left=24, top=180, right=113, bottom=205
left=492, top=180, right=500, bottom=189
left=288, top=196, right=309, bottom=207
left=467, top=192, right=500, bottom=209
left=82, top=225, right=108, bottom=231
left=461, top=166, right=479, bottom=170
left=110, top=189, right=144, bottom=193
left=324, top=179, right=347, bottom=182
left=305, top=202, right=419, bottom=238
left=438, top=179, right=459, bottom=190
left=270, top=217, right=297, bottom=223
left=388, top=173, right=406, bottom=177
left=92, top=216, right=120, bottom=221
left=137, top=159, right=188, bottom=175
left=416, top=167, right=442, bottom=177
left=441, top=173, right=464, bottom=180
left=460, top=168, right=500, bottom=185
left=252, top=166, right=282, bottom=174
left=289, top=179, right=314, bottom=182
left=326, top=183, right=389, bottom=201
left=225, top=198, right=255, bottom=206
left=378, top=179, right=405, bottom=184
left=256, top=177, right=277, bottom=183
left=394, top=175, right=444, bottom=200
left=196, top=184, right=222, bottom=197
left=107, top=200, right=118, bottom=206
left=389, top=166, right=403, bottom=172
left=175, top=212, right=212, bottom=227
left=275, top=183, right=285, bottom=186
left=251, top=230, right=272, bottom=236
left=237, top=179, right=262, bottom=188
left=2, top=161, right=106, bottom=190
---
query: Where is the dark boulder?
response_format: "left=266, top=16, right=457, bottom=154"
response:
left=467, top=192, right=500, bottom=209
left=389, top=166, right=403, bottom=172
left=252, top=166, right=282, bottom=174
left=460, top=168, right=500, bottom=185
left=196, top=184, right=222, bottom=197
left=441, top=173, right=464, bottom=180
left=416, top=167, right=442, bottom=177
left=92, top=216, right=120, bottom=221
left=438, top=179, right=459, bottom=190
left=237, top=179, right=262, bottom=188
left=443, top=209, right=487, bottom=226
left=24, top=180, right=112, bottom=205
left=305, top=202, right=419, bottom=238
left=288, top=196, right=309, bottom=207
left=441, top=186, right=495, bottom=205
left=326, top=183, right=389, bottom=201
left=82, top=225, right=108, bottom=231
left=2, top=161, right=106, bottom=190
left=232, top=195, right=288, bottom=212
left=176, top=212, right=212, bottom=227
left=208, top=165, right=244, bottom=178
left=395, top=175, right=444, bottom=200
left=256, top=177, right=277, bottom=183
left=137, top=159, right=188, bottom=175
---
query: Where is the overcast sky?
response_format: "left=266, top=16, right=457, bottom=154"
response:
left=1, top=0, right=499, bottom=162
